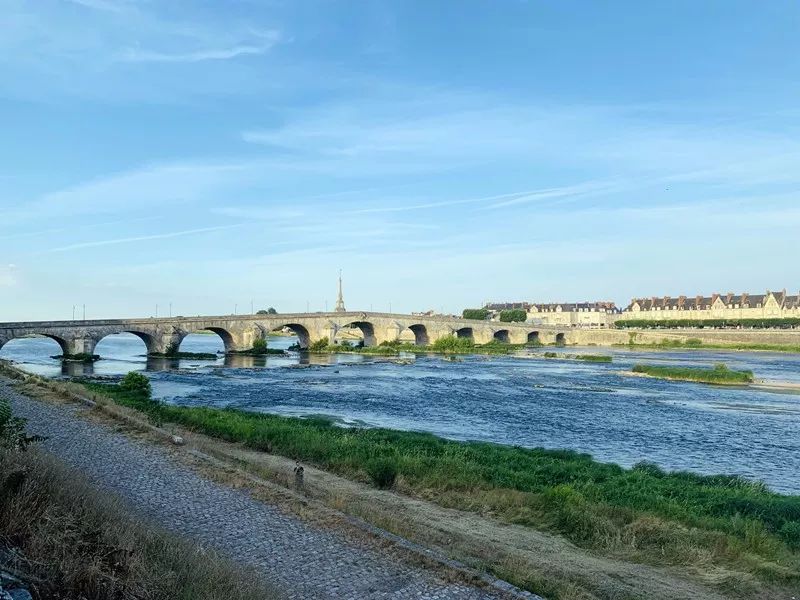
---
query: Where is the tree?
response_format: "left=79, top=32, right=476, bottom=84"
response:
left=256, top=307, right=278, bottom=315
left=462, top=308, right=489, bottom=320
left=499, top=309, right=527, bottom=322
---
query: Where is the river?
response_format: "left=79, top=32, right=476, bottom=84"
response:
left=2, top=333, right=798, bottom=494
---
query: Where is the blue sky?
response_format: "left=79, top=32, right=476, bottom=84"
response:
left=1, top=0, right=799, bottom=320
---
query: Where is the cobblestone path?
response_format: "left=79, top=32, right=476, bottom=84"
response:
left=3, top=378, right=504, bottom=599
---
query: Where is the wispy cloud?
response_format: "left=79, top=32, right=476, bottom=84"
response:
left=38, top=224, right=245, bottom=255
left=120, top=31, right=281, bottom=63
left=66, top=0, right=131, bottom=12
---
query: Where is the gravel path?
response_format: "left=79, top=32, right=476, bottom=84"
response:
left=3, top=378, right=502, bottom=599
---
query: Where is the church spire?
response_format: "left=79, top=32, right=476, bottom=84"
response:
left=334, top=270, right=346, bottom=312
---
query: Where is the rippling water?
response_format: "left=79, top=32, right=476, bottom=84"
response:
left=3, top=333, right=799, bottom=494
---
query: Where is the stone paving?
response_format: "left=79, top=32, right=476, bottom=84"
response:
left=2, top=378, right=505, bottom=599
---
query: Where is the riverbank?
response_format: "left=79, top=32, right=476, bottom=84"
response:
left=25, top=366, right=800, bottom=600
left=0, top=436, right=276, bottom=599
left=2, top=374, right=505, bottom=600
left=620, top=339, right=800, bottom=353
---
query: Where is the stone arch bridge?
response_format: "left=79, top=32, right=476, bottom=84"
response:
left=0, top=312, right=570, bottom=356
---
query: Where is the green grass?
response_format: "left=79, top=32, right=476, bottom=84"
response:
left=77, top=377, right=800, bottom=586
left=306, top=335, right=522, bottom=355
left=632, top=363, right=754, bottom=384
left=622, top=337, right=800, bottom=353
left=542, top=353, right=612, bottom=362
left=54, top=352, right=100, bottom=362
left=616, top=317, right=800, bottom=329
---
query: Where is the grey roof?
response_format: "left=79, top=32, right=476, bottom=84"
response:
left=625, top=290, right=799, bottom=312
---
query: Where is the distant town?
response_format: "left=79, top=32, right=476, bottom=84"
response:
left=463, top=289, right=800, bottom=328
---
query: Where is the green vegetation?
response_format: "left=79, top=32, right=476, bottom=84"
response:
left=632, top=363, right=754, bottom=384
left=149, top=342, right=218, bottom=360
left=624, top=337, right=800, bottom=353
left=365, top=455, right=398, bottom=489
left=120, top=371, right=152, bottom=396
left=616, top=317, right=800, bottom=329
left=72, top=375, right=800, bottom=589
left=0, top=395, right=41, bottom=451
left=461, top=308, right=489, bottom=320
left=0, top=448, right=277, bottom=600
left=541, top=353, right=613, bottom=362
left=499, top=308, right=527, bottom=322
left=576, top=354, right=613, bottom=362
left=305, top=335, right=520, bottom=355
left=55, top=352, right=100, bottom=362
left=431, top=335, right=475, bottom=352
left=256, top=307, right=278, bottom=315
left=229, top=338, right=285, bottom=356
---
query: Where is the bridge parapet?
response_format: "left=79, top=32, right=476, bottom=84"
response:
left=0, top=312, right=572, bottom=354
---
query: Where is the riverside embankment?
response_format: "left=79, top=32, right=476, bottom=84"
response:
left=2, top=375, right=518, bottom=600
left=5, top=364, right=799, bottom=600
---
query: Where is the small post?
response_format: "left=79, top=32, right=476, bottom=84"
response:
left=293, top=462, right=305, bottom=493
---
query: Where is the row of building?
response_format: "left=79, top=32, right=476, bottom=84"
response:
left=483, top=289, right=800, bottom=327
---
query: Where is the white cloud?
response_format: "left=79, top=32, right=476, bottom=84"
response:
left=120, top=30, right=281, bottom=63
left=39, top=224, right=245, bottom=254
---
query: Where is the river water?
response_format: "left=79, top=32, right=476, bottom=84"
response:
left=3, top=333, right=799, bottom=494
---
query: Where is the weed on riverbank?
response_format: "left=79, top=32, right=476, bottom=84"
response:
left=632, top=363, right=754, bottom=384
left=0, top=440, right=277, bottom=600
left=77, top=376, right=800, bottom=594
left=622, top=337, right=800, bottom=353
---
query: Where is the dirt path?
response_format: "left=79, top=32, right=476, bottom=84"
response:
left=2, top=377, right=516, bottom=600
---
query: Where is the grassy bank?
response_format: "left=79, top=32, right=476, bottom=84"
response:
left=76, top=375, right=800, bottom=593
left=0, top=389, right=277, bottom=600
left=0, top=450, right=277, bottom=600
left=632, top=363, right=755, bottom=384
left=622, top=337, right=800, bottom=353
left=307, top=336, right=528, bottom=355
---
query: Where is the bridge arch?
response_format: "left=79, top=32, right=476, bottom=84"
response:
left=493, top=329, right=510, bottom=344
left=455, top=327, right=473, bottom=341
left=0, top=333, right=69, bottom=357
left=555, top=332, right=566, bottom=346
left=342, top=321, right=376, bottom=347
left=527, top=331, right=541, bottom=345
left=405, top=324, right=429, bottom=346
left=271, top=323, right=311, bottom=349
left=178, top=326, right=249, bottom=354
left=94, top=331, right=154, bottom=357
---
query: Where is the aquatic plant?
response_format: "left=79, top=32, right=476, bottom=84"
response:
left=632, top=363, right=754, bottom=384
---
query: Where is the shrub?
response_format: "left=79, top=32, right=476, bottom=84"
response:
left=780, top=521, right=800, bottom=550
left=308, top=337, right=329, bottom=352
left=0, top=397, right=41, bottom=451
left=119, top=372, right=152, bottom=398
left=462, top=308, right=489, bottom=320
left=365, top=456, right=398, bottom=489
left=499, top=309, right=527, bottom=322
left=431, top=335, right=474, bottom=352
left=251, top=338, right=268, bottom=354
